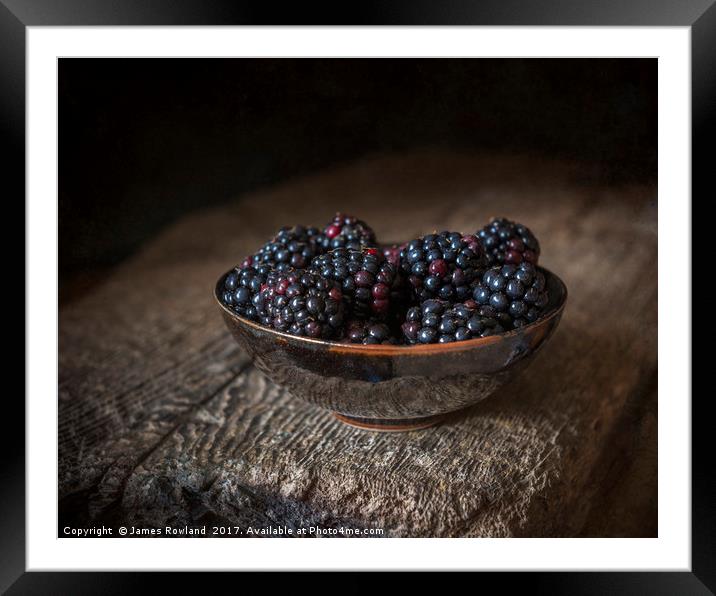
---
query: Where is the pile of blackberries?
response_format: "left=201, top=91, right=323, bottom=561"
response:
left=220, top=214, right=549, bottom=345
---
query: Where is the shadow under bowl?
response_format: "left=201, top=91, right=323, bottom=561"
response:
left=215, top=268, right=567, bottom=432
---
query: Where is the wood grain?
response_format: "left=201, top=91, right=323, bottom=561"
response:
left=59, top=152, right=657, bottom=536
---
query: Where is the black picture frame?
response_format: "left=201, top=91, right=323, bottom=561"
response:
left=6, top=0, right=708, bottom=591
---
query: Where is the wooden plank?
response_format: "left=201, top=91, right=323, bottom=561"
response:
left=59, top=152, right=657, bottom=536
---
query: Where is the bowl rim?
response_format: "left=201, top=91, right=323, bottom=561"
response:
left=214, top=266, right=567, bottom=356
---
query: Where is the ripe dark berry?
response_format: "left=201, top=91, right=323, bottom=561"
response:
left=261, top=269, right=344, bottom=339
left=401, top=299, right=504, bottom=344
left=472, top=262, right=549, bottom=328
left=399, top=231, right=487, bottom=303
left=309, top=247, right=397, bottom=320
left=251, top=225, right=326, bottom=271
left=418, top=327, right=438, bottom=344
left=321, top=213, right=377, bottom=251
left=477, top=217, right=540, bottom=266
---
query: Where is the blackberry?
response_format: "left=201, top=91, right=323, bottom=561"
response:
left=250, top=225, right=325, bottom=271
left=322, top=213, right=377, bottom=251
left=309, top=247, right=396, bottom=319
left=220, top=264, right=274, bottom=321
left=401, top=299, right=505, bottom=345
left=344, top=319, right=398, bottom=345
left=399, top=231, right=487, bottom=303
left=260, top=269, right=345, bottom=339
left=472, top=262, right=549, bottom=328
left=477, top=217, right=540, bottom=266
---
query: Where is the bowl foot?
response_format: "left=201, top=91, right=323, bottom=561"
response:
left=332, top=412, right=445, bottom=432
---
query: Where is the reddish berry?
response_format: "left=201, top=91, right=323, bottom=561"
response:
left=429, top=259, right=448, bottom=277
left=325, top=224, right=341, bottom=239
left=276, top=279, right=290, bottom=294
left=504, top=250, right=522, bottom=264
left=372, top=283, right=390, bottom=299
left=371, top=299, right=389, bottom=314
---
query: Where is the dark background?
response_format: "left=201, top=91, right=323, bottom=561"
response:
left=59, top=58, right=656, bottom=299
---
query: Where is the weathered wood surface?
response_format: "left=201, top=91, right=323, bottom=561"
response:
left=59, top=153, right=657, bottom=537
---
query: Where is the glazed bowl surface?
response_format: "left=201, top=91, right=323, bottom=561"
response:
left=215, top=268, right=567, bottom=431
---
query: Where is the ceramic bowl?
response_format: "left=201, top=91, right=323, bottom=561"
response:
left=215, top=268, right=567, bottom=431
